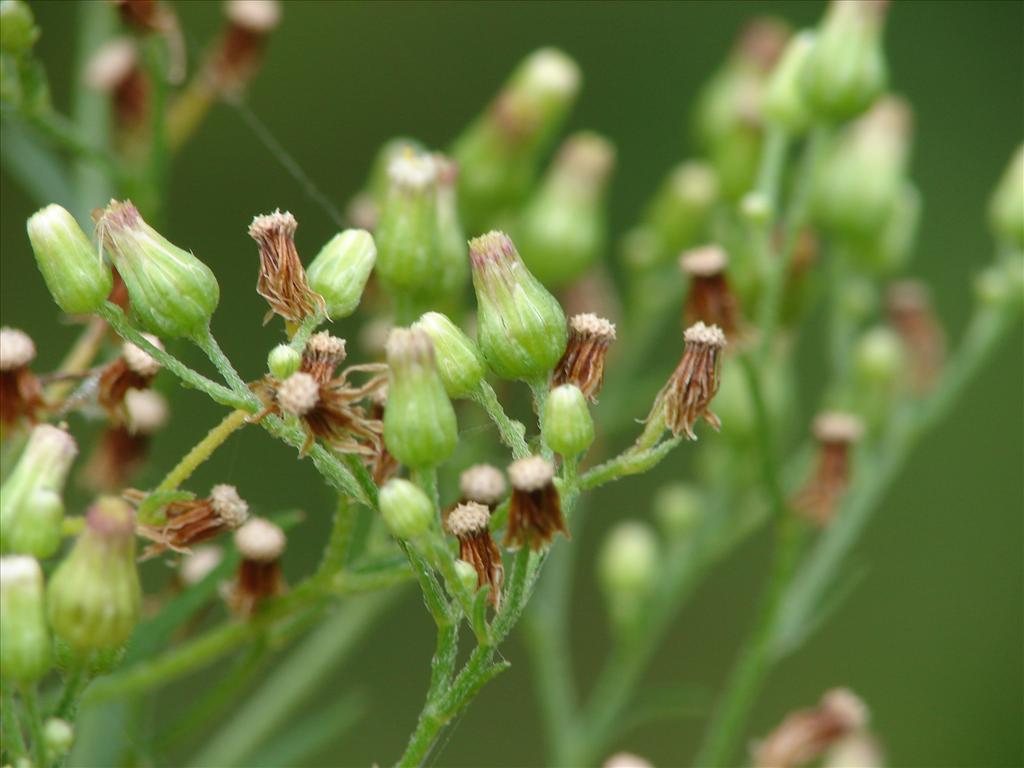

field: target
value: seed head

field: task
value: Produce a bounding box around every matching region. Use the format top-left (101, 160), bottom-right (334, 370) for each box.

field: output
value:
top-left (179, 545), bottom-right (223, 586)
top-left (506, 456), bottom-right (566, 550)
top-left (276, 372), bottom-right (320, 417)
top-left (122, 334), bottom-right (164, 376)
top-left (230, 517), bottom-right (286, 616)
top-left (446, 502), bottom-right (504, 609)
top-left (235, 517), bottom-right (285, 563)
top-left (248, 209), bottom-right (325, 324)
top-left (210, 484), bottom-right (249, 528)
top-left (795, 411), bottom-right (863, 525)
top-left (459, 464), bottom-right (507, 508)
top-left (647, 322), bottom-right (727, 441)
top-left (301, 331), bottom-right (347, 384)
top-left (124, 388), bottom-right (168, 434)
top-left (552, 313), bottom-right (616, 402)
top-left (0, 327), bottom-right (35, 371)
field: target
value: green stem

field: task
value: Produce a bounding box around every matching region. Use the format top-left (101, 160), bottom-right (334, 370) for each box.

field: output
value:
top-left (98, 304), bottom-right (252, 410)
top-left (288, 312), bottom-right (324, 350)
top-left (54, 664), bottom-right (90, 721)
top-left (472, 382), bottom-right (530, 459)
top-left (193, 326), bottom-right (252, 397)
top-left (578, 437), bottom-right (682, 491)
top-left (315, 495), bottom-right (358, 581)
top-left (1, 684), bottom-right (27, 761)
top-left (19, 684), bottom-right (47, 768)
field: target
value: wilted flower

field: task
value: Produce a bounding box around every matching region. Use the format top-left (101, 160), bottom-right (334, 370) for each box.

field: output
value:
top-left (134, 483), bottom-right (250, 559)
top-left (248, 210), bottom-right (325, 325)
top-left (459, 464), bottom-right (507, 510)
top-left (885, 280), bottom-right (945, 393)
top-left (646, 322), bottom-right (727, 440)
top-left (505, 455), bottom-right (567, 551)
top-left (679, 245), bottom-right (742, 337)
top-left (552, 313), bottom-right (616, 402)
top-left (0, 326), bottom-right (44, 427)
top-left (793, 412), bottom-right (864, 525)
top-left (753, 687), bottom-right (869, 768)
top-left (83, 388), bottom-right (168, 491)
top-left (228, 517), bottom-right (286, 617)
top-left (446, 501), bottom-right (503, 609)
top-left (97, 335), bottom-right (164, 422)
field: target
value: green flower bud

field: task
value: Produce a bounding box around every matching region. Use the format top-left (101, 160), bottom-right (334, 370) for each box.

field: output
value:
top-left (518, 132), bottom-right (616, 288)
top-left (96, 200), bottom-right (219, 339)
top-left (813, 97), bottom-right (912, 242)
top-left (989, 144), bottom-right (1024, 249)
top-left (974, 256), bottom-right (1024, 313)
top-left (763, 31), bottom-right (816, 134)
top-left (625, 162), bottom-right (719, 272)
top-left (26, 204), bottom-right (113, 315)
top-left (802, 0), bottom-right (888, 122)
top-left (375, 153), bottom-right (440, 300)
top-left (44, 718), bottom-right (74, 758)
top-left (383, 328), bottom-right (458, 468)
top-left (470, 231), bottom-right (567, 381)
top-left (412, 312), bottom-right (485, 399)
top-left (653, 483), bottom-right (703, 538)
top-left (0, 555), bottom-right (51, 682)
top-left (598, 521), bottom-right (658, 631)
top-left (854, 326), bottom-right (902, 385)
top-left (858, 182), bottom-right (921, 275)
top-left (454, 559), bottom-right (478, 594)
top-left (0, 0), bottom-right (39, 56)
top-left (542, 384), bottom-right (594, 457)
top-left (433, 155), bottom-right (470, 306)
top-left (267, 343), bottom-right (301, 380)
top-left (48, 497), bottom-right (141, 653)
top-left (452, 48), bottom-right (581, 231)
top-left (306, 229), bottom-right (377, 319)
top-left (378, 478), bottom-right (434, 541)
top-left (1, 424), bottom-right (77, 558)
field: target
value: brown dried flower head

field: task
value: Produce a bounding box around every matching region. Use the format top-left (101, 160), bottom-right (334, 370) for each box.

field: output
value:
top-left (85, 38), bottom-right (148, 134)
top-left (301, 331), bottom-right (347, 384)
top-left (459, 464), bottom-right (507, 509)
top-left (505, 456), bottom-right (567, 551)
top-left (84, 389), bottom-right (168, 491)
top-left (446, 501), bottom-right (504, 609)
top-left (135, 483), bottom-right (250, 559)
top-left (0, 327), bottom-right (44, 428)
top-left (648, 322), bottom-right (727, 440)
top-left (97, 335), bottom-right (164, 423)
top-left (229, 517), bottom-right (286, 616)
top-left (794, 411), bottom-right (864, 526)
top-left (364, 385), bottom-right (399, 485)
top-left (753, 687), bottom-right (868, 768)
top-left (208, 0), bottom-right (282, 94)
top-left (552, 313), bottom-right (616, 402)
top-left (680, 245), bottom-right (742, 337)
top-left (248, 210), bottom-right (325, 325)
top-left (885, 280), bottom-right (946, 393)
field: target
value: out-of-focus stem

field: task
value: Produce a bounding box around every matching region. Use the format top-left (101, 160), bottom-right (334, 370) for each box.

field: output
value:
top-left (472, 382), bottom-right (530, 459)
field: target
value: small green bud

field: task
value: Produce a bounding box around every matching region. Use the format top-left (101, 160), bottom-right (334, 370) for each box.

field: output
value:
top-left (988, 144), bottom-right (1024, 249)
top-left (375, 153), bottom-right (440, 300)
top-left (974, 256), bottom-right (1024, 312)
top-left (653, 484), bottom-right (703, 538)
top-left (26, 204), bottom-right (113, 315)
top-left (44, 718), bottom-right (74, 758)
top-left (858, 182), bottom-right (921, 275)
top-left (433, 155), bottom-right (470, 306)
top-left (801, 0), bottom-right (888, 122)
top-left (598, 521), bottom-right (658, 630)
top-left (267, 343), bottom-right (301, 380)
top-left (48, 497), bottom-right (141, 653)
top-left (0, 555), bottom-right (51, 682)
top-left (542, 384), bottom-right (594, 457)
top-left (452, 48), bottom-right (581, 230)
top-left (379, 478), bottom-right (434, 541)
top-left (854, 326), bottom-right (902, 386)
top-left (383, 328), bottom-right (458, 468)
top-left (306, 229), bottom-right (377, 319)
top-left (1, 424), bottom-right (77, 558)
top-left (96, 200), bottom-right (219, 339)
top-left (454, 559), bottom-right (478, 594)
top-left (518, 132), bottom-right (616, 288)
top-left (470, 231), bottom-right (567, 381)
top-left (413, 312), bottom-right (485, 399)
top-left (813, 97), bottom-right (913, 242)
top-left (740, 191), bottom-right (773, 226)
top-left (763, 31), bottom-right (816, 134)
top-left (0, 0), bottom-right (39, 56)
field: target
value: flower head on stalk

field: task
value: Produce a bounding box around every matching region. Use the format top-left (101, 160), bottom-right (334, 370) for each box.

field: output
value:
top-left (752, 688), bottom-right (869, 768)
top-left (84, 388), bottom-right (168, 491)
top-left (646, 322), bottom-right (727, 440)
top-left (679, 245), bottom-right (742, 338)
top-left (132, 483), bottom-right (249, 559)
top-left (260, 332), bottom-right (386, 457)
top-left (0, 326), bottom-right (44, 427)
top-left (885, 280), bottom-right (945, 393)
top-left (97, 335), bottom-right (164, 423)
top-left (206, 0), bottom-right (282, 96)
top-left (248, 210), bottom-right (326, 325)
top-left (505, 455), bottom-right (567, 551)
top-left (793, 412), bottom-right (864, 526)
top-left (446, 501), bottom-right (504, 609)
top-left (85, 38), bottom-right (148, 139)
top-left (227, 517), bottom-right (286, 617)
top-left (552, 313), bottom-right (616, 403)
top-left (459, 464), bottom-right (507, 510)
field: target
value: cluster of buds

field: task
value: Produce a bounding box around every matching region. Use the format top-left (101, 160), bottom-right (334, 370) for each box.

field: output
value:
top-left (267, 331), bottom-right (386, 457)
top-left (227, 517), bottom-right (286, 616)
top-left (793, 412), bottom-right (864, 526)
top-left (134, 484), bottom-right (249, 559)
top-left (752, 688), bottom-right (871, 768)
top-left (1, 424), bottom-right (77, 558)
top-left (646, 321), bottom-right (727, 441)
top-left (0, 326), bottom-right (44, 427)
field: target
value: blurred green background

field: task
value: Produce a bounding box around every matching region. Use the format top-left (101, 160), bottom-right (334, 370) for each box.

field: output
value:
top-left (2, 1), bottom-right (1022, 766)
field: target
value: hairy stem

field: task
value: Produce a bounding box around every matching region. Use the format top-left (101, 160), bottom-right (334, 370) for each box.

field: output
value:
top-left (20, 684), bottom-right (47, 768)
top-left (1, 684), bottom-right (27, 761)
top-left (472, 382), bottom-right (531, 459)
